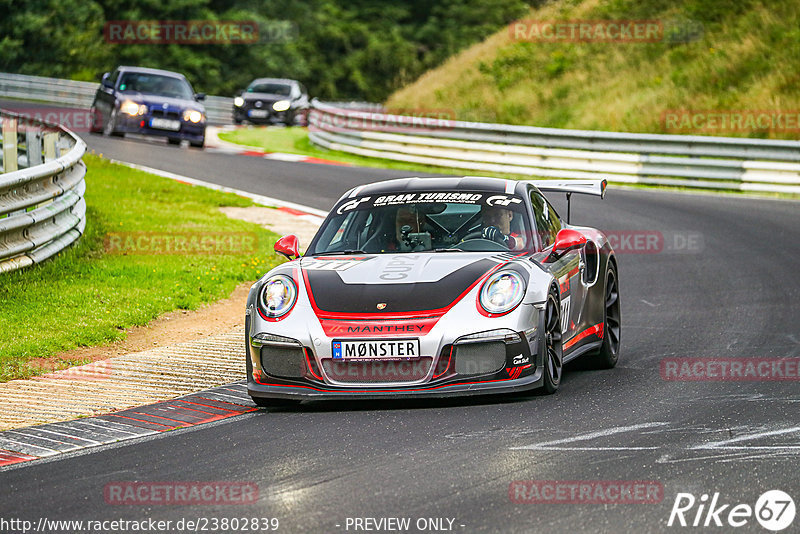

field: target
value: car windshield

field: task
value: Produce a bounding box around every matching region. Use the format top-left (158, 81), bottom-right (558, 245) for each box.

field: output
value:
top-left (308, 191), bottom-right (533, 254)
top-left (118, 73), bottom-right (194, 99)
top-left (247, 83), bottom-right (292, 96)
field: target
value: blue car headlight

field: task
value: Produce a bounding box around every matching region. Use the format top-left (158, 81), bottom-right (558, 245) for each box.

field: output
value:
top-left (479, 271), bottom-right (525, 315)
top-left (120, 100), bottom-right (146, 116)
top-left (183, 109), bottom-right (204, 123)
top-left (259, 275), bottom-right (297, 318)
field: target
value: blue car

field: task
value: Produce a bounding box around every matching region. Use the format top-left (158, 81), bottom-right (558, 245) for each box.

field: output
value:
top-left (90, 66), bottom-right (206, 147)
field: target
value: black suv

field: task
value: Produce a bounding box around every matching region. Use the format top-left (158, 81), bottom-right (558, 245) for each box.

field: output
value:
top-left (233, 78), bottom-right (309, 126)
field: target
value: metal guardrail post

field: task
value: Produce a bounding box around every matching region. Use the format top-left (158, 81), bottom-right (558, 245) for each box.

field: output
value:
top-left (26, 131), bottom-right (44, 167)
top-left (2, 117), bottom-right (18, 173)
top-left (44, 133), bottom-right (57, 162)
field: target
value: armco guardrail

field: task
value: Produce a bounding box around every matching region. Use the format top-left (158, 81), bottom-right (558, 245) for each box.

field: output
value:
top-left (308, 101), bottom-right (800, 194)
top-left (0, 72), bottom-right (232, 126)
top-left (0, 109), bottom-right (87, 273)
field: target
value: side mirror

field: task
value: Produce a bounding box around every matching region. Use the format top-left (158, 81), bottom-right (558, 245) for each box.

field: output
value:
top-left (101, 72), bottom-right (111, 86)
top-left (194, 93), bottom-right (206, 101)
top-left (545, 229), bottom-right (586, 262)
top-left (274, 235), bottom-right (300, 260)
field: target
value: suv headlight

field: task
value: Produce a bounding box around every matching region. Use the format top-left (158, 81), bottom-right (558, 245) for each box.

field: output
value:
top-left (120, 100), bottom-right (146, 116)
top-left (272, 100), bottom-right (291, 112)
top-left (183, 109), bottom-right (204, 123)
top-left (234, 96), bottom-right (244, 107)
top-left (259, 275), bottom-right (297, 318)
top-left (479, 271), bottom-right (525, 315)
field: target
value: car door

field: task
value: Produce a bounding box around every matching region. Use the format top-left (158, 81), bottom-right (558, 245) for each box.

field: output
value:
top-left (530, 190), bottom-right (585, 342)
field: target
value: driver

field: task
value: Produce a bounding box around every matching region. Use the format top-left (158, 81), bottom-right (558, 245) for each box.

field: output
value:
top-left (481, 206), bottom-right (526, 250)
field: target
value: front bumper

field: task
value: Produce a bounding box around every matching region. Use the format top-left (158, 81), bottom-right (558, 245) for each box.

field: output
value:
top-left (247, 370), bottom-right (545, 400)
top-left (246, 307), bottom-right (544, 401)
top-left (115, 114), bottom-right (205, 142)
top-left (233, 107), bottom-right (292, 124)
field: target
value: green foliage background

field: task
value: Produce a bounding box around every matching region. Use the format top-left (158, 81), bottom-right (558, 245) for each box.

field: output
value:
top-left (0, 0), bottom-right (537, 101)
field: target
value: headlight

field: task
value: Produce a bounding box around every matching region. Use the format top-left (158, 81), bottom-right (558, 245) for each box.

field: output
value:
top-left (183, 109), bottom-right (204, 123)
top-left (479, 271), bottom-right (525, 315)
top-left (234, 96), bottom-right (244, 107)
top-left (259, 275), bottom-right (297, 318)
top-left (120, 100), bottom-right (146, 116)
top-left (272, 100), bottom-right (291, 112)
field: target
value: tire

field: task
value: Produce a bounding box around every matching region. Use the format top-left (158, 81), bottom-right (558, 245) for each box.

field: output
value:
top-left (167, 138), bottom-right (181, 145)
top-left (594, 263), bottom-right (621, 368)
top-left (539, 285), bottom-right (563, 395)
top-left (233, 117), bottom-right (243, 125)
top-left (103, 108), bottom-right (122, 137)
top-left (189, 137), bottom-right (205, 148)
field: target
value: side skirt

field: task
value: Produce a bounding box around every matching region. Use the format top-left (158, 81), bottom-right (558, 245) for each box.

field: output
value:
top-left (563, 340), bottom-right (603, 364)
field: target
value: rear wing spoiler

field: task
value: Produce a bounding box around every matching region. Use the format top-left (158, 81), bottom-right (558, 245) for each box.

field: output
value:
top-left (526, 179), bottom-right (607, 199)
top-left (526, 179), bottom-right (607, 224)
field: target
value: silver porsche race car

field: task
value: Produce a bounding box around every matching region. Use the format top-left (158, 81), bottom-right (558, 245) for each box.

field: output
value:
top-left (245, 176), bottom-right (620, 405)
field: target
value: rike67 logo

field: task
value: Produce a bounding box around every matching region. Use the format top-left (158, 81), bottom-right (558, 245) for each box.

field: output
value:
top-left (668, 490), bottom-right (795, 530)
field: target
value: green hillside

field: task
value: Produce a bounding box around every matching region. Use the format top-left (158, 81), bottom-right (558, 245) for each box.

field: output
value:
top-left (386, 0), bottom-right (800, 139)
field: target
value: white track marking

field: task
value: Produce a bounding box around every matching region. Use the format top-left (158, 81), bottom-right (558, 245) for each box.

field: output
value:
top-left (510, 422), bottom-right (668, 450)
top-left (108, 159), bottom-right (328, 219)
top-left (692, 425), bottom-right (800, 450)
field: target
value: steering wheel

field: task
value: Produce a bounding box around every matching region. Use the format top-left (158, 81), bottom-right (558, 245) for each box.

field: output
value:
top-left (451, 238), bottom-right (508, 252)
top-left (460, 228), bottom-right (509, 247)
top-left (460, 229), bottom-right (485, 241)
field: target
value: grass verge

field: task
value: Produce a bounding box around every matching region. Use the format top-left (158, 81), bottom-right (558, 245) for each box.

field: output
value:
top-left (386, 0), bottom-right (800, 140)
top-left (218, 126), bottom-right (496, 177)
top-left (0, 154), bottom-right (283, 382)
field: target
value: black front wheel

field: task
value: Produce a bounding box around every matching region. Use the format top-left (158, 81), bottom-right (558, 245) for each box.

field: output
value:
top-left (103, 109), bottom-right (123, 137)
top-left (594, 264), bottom-right (621, 368)
top-left (539, 285), bottom-right (563, 394)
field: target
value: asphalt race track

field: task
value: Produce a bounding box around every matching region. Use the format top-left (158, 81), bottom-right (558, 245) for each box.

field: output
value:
top-left (1, 108), bottom-right (799, 532)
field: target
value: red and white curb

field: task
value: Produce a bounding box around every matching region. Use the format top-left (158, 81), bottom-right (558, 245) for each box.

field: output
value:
top-left (0, 382), bottom-right (256, 469)
top-left (0, 164), bottom-right (327, 470)
top-left (205, 126), bottom-right (350, 167)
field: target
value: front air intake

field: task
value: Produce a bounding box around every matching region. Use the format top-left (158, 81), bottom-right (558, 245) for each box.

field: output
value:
top-left (260, 345), bottom-right (306, 378)
top-left (453, 341), bottom-right (506, 376)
